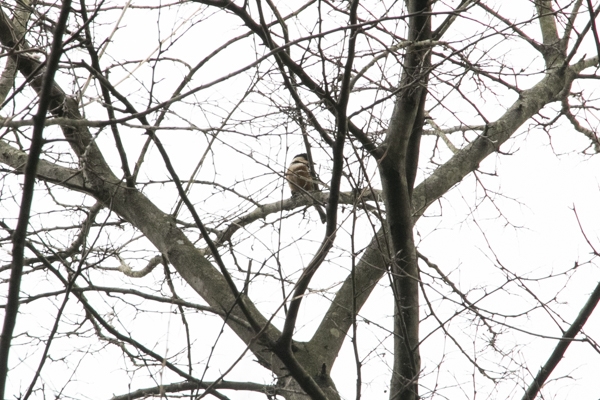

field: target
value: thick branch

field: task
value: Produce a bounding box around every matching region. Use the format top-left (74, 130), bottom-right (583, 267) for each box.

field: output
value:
top-left (0, 140), bottom-right (86, 191)
top-left (0, 3), bottom-right (282, 374)
top-left (311, 49), bottom-right (580, 371)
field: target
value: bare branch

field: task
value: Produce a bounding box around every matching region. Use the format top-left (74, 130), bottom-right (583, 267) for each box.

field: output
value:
top-left (522, 280), bottom-right (600, 400)
top-left (0, 2), bottom-right (73, 396)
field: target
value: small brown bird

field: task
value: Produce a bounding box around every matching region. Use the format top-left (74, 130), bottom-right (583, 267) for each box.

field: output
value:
top-left (285, 153), bottom-right (327, 223)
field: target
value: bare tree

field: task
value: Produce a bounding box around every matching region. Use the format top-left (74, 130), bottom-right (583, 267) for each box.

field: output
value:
top-left (1, 0), bottom-right (600, 399)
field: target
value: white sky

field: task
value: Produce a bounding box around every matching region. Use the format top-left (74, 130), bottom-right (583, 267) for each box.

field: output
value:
top-left (2, 1), bottom-right (600, 399)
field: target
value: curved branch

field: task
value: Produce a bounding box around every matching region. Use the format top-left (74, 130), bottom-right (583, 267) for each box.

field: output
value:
top-left (110, 380), bottom-right (278, 400)
top-left (561, 96), bottom-right (600, 152)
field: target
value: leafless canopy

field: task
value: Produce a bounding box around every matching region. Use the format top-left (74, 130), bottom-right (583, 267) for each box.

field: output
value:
top-left (1, 0), bottom-right (600, 399)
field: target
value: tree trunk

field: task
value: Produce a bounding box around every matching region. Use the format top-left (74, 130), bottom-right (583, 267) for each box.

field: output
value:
top-left (378, 1), bottom-right (431, 399)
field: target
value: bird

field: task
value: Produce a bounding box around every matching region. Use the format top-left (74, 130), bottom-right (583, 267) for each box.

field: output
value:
top-left (285, 153), bottom-right (327, 223)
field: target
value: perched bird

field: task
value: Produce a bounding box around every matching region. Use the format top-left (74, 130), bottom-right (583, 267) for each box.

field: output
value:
top-left (286, 153), bottom-right (317, 193)
top-left (285, 153), bottom-right (327, 223)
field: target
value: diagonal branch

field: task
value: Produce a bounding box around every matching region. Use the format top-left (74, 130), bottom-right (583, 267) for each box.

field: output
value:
top-left (192, 0), bottom-right (380, 157)
top-left (521, 279), bottom-right (600, 400)
top-left (0, 2), bottom-right (72, 397)
top-left (0, 3), bottom-right (282, 374)
top-left (310, 49), bottom-right (583, 370)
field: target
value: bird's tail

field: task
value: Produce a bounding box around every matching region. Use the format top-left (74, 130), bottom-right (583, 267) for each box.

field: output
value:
top-left (314, 203), bottom-right (327, 224)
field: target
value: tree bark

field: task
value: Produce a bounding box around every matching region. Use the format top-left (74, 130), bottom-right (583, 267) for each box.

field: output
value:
top-left (376, 1), bottom-right (431, 398)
